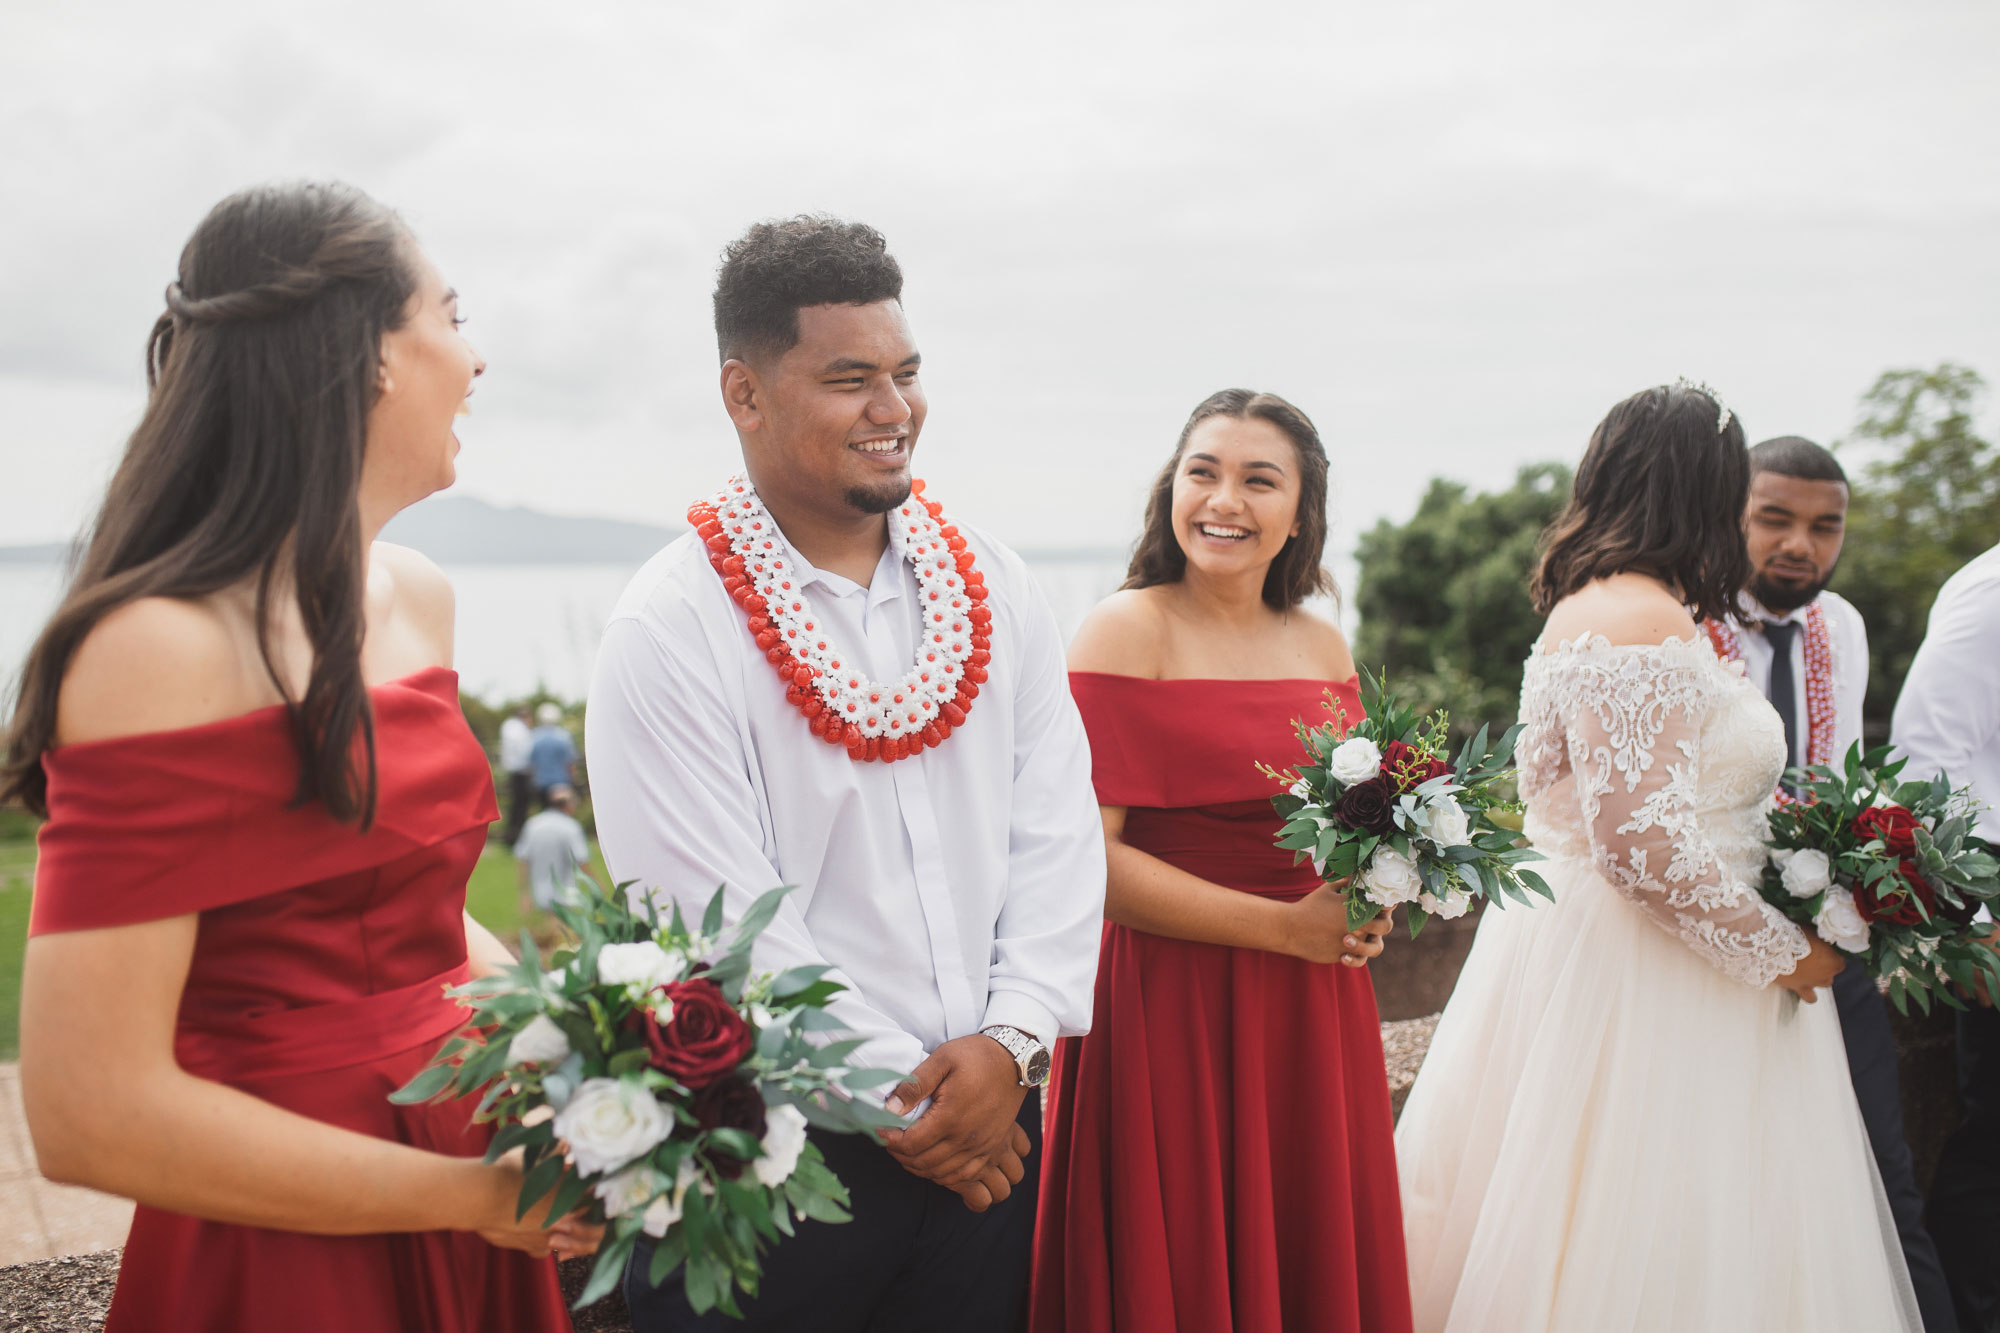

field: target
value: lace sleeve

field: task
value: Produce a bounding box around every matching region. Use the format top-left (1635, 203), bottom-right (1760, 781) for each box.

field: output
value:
top-left (1559, 644), bottom-right (1811, 988)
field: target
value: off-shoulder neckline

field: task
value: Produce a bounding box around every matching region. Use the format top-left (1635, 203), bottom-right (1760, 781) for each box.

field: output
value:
top-left (1533, 631), bottom-right (1706, 657)
top-left (1068, 670), bottom-right (1361, 688)
top-left (47, 665), bottom-right (459, 757)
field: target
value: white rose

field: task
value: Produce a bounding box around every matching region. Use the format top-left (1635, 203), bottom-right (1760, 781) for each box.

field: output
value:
top-left (754, 1104), bottom-right (811, 1189)
top-left (1327, 737), bottom-right (1384, 786)
top-left (1288, 779), bottom-right (1313, 800)
top-left (1418, 889), bottom-right (1472, 920)
top-left (1424, 797), bottom-right (1472, 848)
top-left (596, 941), bottom-right (683, 993)
top-left (507, 1014), bottom-right (572, 1066)
top-left (1779, 848), bottom-right (1833, 900)
top-left (1768, 847), bottom-right (1797, 871)
top-left (592, 1164), bottom-right (659, 1219)
top-left (552, 1078), bottom-right (672, 1177)
top-left (1362, 846), bottom-right (1424, 907)
top-left (1814, 887), bottom-right (1873, 954)
top-left (641, 1158), bottom-right (705, 1238)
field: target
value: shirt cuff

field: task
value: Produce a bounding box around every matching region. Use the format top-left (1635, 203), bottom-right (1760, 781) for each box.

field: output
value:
top-left (979, 990), bottom-right (1060, 1053)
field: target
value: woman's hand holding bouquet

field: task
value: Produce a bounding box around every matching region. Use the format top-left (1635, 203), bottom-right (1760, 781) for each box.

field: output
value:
top-left (1266, 670), bottom-right (1550, 939)
top-left (393, 880), bottom-right (903, 1317)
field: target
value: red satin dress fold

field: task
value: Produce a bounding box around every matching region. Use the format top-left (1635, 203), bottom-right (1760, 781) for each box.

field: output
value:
top-left (30, 666), bottom-right (571, 1333)
top-left (1032, 673), bottom-right (1413, 1333)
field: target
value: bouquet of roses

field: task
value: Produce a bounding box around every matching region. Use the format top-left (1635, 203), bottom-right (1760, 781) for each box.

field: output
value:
top-left (392, 879), bottom-right (903, 1316)
top-left (1264, 669), bottom-right (1550, 938)
top-left (1761, 743), bottom-right (2000, 1013)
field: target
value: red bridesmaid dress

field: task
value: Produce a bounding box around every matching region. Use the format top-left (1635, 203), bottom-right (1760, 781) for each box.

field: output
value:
top-left (1033, 673), bottom-right (1412, 1333)
top-left (30, 666), bottom-right (572, 1333)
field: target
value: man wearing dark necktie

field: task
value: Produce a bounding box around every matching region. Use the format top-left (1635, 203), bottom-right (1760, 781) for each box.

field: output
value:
top-left (1720, 436), bottom-right (1959, 1332)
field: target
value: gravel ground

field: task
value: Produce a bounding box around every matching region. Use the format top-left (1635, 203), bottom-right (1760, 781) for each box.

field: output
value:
top-left (0, 1018), bottom-right (1443, 1329)
top-left (0, 1251), bottom-right (118, 1332)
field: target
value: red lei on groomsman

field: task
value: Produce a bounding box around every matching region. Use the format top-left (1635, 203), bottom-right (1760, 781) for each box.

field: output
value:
top-left (686, 476), bottom-right (992, 764)
top-left (1702, 601), bottom-right (1835, 787)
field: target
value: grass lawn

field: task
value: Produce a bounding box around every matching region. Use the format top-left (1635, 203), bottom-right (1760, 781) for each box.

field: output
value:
top-left (0, 835), bottom-right (607, 1062)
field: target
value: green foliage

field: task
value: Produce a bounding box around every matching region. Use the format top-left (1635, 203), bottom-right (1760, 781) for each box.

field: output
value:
top-left (1353, 463), bottom-right (1572, 738)
top-left (1763, 743), bottom-right (2000, 1013)
top-left (393, 878), bottom-right (901, 1316)
top-left (1267, 669), bottom-right (1547, 939)
top-left (1832, 364), bottom-right (2000, 732)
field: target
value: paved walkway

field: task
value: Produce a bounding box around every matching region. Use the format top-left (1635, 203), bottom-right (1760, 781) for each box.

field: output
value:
top-left (0, 1064), bottom-right (132, 1266)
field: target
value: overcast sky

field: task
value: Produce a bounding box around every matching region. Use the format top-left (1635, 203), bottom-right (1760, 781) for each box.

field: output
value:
top-left (3, 0), bottom-right (1995, 569)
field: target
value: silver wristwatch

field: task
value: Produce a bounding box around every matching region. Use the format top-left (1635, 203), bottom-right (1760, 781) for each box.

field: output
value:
top-left (980, 1024), bottom-right (1052, 1088)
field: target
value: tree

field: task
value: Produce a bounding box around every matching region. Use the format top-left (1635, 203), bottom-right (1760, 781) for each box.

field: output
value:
top-left (1353, 462), bottom-right (1572, 737)
top-left (1831, 364), bottom-right (2000, 734)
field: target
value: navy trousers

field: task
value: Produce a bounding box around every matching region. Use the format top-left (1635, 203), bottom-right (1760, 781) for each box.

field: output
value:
top-left (1834, 960), bottom-right (1960, 1332)
top-left (624, 1097), bottom-right (1040, 1333)
top-left (1928, 1005), bottom-right (2000, 1333)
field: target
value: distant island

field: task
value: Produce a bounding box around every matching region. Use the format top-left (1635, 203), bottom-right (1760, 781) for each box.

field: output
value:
top-left (0, 497), bottom-right (685, 567)
top-left (0, 496), bottom-right (1126, 568)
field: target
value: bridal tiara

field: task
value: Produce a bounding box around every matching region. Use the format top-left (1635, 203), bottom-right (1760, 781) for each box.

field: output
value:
top-left (1672, 377), bottom-right (1734, 434)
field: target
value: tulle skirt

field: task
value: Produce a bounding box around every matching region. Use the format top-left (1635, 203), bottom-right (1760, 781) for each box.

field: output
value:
top-left (1394, 854), bottom-right (1921, 1333)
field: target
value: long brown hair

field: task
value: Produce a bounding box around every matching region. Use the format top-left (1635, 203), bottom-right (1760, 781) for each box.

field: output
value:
top-left (1530, 382), bottom-right (1750, 623)
top-left (1123, 388), bottom-right (1335, 610)
top-left (1, 182), bottom-right (417, 824)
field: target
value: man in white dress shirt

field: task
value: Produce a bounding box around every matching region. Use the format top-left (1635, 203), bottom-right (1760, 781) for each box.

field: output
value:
top-left (1894, 542), bottom-right (2000, 1333)
top-left (1719, 436), bottom-right (1958, 1332)
top-left (587, 216), bottom-right (1106, 1331)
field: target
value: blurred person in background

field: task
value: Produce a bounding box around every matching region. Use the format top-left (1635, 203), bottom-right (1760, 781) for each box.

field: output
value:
top-left (1892, 541), bottom-right (2000, 1333)
top-left (498, 703), bottom-right (534, 843)
top-left (527, 700), bottom-right (577, 805)
top-left (514, 782), bottom-right (597, 918)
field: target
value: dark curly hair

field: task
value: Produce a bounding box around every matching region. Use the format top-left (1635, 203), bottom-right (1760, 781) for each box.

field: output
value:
top-left (1530, 382), bottom-right (1750, 623)
top-left (1123, 388), bottom-right (1336, 611)
top-left (712, 215), bottom-right (904, 364)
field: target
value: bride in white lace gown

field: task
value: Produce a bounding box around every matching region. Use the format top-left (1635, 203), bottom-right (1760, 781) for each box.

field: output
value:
top-left (1395, 384), bottom-right (1920, 1333)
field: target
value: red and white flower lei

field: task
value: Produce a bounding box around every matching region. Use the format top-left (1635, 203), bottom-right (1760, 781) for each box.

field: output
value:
top-left (1703, 601), bottom-right (1835, 796)
top-left (686, 476), bottom-right (993, 764)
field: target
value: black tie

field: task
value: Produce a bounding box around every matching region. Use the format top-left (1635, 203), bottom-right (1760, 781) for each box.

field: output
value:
top-left (1762, 619), bottom-right (1801, 781)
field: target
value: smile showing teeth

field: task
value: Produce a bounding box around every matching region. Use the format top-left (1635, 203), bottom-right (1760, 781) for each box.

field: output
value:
top-left (1198, 523), bottom-right (1251, 540)
top-left (852, 438), bottom-right (904, 454)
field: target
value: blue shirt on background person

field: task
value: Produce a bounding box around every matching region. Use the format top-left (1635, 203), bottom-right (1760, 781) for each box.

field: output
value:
top-left (527, 703), bottom-right (578, 794)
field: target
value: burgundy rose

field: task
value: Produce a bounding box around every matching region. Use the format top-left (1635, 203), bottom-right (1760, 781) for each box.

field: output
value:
top-left (1380, 740), bottom-right (1453, 795)
top-left (1334, 776), bottom-right (1398, 837)
top-left (1851, 805), bottom-right (1922, 858)
top-left (1855, 862), bottom-right (1935, 927)
top-left (690, 1074), bottom-right (769, 1179)
top-left (642, 978), bottom-right (753, 1088)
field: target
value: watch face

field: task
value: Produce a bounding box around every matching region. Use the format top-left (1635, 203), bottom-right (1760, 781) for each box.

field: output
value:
top-left (1025, 1047), bottom-right (1052, 1087)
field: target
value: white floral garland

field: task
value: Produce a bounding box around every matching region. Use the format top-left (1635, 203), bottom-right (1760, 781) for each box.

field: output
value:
top-left (704, 476), bottom-right (983, 746)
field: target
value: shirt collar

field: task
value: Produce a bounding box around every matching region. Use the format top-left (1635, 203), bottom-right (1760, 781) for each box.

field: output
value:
top-left (1737, 593), bottom-right (1813, 628)
top-left (782, 536), bottom-right (906, 609)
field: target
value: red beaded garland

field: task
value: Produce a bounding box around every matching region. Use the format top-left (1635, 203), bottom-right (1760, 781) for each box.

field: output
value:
top-left (1702, 602), bottom-right (1836, 801)
top-left (688, 478), bottom-right (990, 765)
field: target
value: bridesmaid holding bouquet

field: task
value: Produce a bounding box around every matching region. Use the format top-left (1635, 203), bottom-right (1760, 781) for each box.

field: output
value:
top-left (1032, 390), bottom-right (1412, 1332)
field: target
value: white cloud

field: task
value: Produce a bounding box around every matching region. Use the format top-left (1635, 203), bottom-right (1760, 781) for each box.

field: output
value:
top-left (1, 0), bottom-right (1995, 558)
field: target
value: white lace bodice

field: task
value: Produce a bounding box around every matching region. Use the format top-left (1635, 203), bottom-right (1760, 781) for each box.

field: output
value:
top-left (1517, 633), bottom-right (1812, 988)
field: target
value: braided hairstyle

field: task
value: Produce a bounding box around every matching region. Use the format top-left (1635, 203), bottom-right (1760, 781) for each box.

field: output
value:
top-left (1, 181), bottom-right (417, 824)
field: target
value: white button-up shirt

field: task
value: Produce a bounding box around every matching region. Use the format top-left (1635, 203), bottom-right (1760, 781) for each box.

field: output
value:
top-left (1892, 545), bottom-right (2000, 841)
top-left (586, 516), bottom-right (1106, 1078)
top-left (1726, 589), bottom-right (1869, 767)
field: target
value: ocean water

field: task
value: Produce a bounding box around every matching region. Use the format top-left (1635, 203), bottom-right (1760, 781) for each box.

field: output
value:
top-left (0, 554), bottom-right (1132, 704)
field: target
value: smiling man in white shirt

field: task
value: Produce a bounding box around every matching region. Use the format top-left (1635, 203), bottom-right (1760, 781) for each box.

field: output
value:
top-left (1705, 435), bottom-right (1959, 1332)
top-left (1893, 542), bottom-right (2000, 1333)
top-left (586, 216), bottom-right (1105, 1332)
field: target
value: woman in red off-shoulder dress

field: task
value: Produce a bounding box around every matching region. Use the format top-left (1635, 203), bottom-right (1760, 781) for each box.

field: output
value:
top-left (1032, 391), bottom-right (1411, 1333)
top-left (4, 183), bottom-right (585, 1332)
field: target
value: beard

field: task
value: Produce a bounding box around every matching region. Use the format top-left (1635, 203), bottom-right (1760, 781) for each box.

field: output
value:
top-left (844, 477), bottom-right (913, 515)
top-left (1749, 556), bottom-right (1839, 615)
